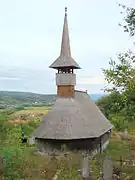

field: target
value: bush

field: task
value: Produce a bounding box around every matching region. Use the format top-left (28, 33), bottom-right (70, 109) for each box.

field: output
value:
top-left (109, 114), bottom-right (128, 131)
top-left (15, 106), bottom-right (25, 111)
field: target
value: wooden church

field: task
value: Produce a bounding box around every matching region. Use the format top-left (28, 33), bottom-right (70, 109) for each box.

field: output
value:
top-left (33, 7), bottom-right (113, 154)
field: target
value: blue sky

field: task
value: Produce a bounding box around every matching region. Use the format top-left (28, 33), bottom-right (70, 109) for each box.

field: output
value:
top-left (0, 0), bottom-right (134, 94)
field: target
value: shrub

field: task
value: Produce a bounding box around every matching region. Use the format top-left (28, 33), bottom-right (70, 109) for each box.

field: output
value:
top-left (109, 114), bottom-right (128, 131)
top-left (15, 106), bottom-right (25, 111)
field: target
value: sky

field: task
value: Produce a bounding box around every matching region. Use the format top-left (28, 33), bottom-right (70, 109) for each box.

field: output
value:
top-left (0, 0), bottom-right (134, 94)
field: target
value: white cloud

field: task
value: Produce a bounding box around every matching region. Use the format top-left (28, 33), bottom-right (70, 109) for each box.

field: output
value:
top-left (0, 77), bottom-right (20, 81)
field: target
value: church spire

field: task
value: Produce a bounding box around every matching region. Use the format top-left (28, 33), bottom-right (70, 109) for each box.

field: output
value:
top-left (49, 7), bottom-right (81, 69)
top-left (60, 7), bottom-right (71, 57)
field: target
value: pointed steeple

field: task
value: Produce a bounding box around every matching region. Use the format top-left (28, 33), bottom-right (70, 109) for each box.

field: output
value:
top-left (49, 7), bottom-right (81, 69)
top-left (60, 7), bottom-right (71, 57)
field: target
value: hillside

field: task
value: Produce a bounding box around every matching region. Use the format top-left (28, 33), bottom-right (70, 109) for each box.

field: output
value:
top-left (0, 91), bottom-right (104, 108)
top-left (0, 91), bottom-right (56, 108)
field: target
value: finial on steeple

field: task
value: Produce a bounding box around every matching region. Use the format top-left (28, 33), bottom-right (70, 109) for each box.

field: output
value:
top-left (49, 6), bottom-right (81, 69)
top-left (65, 7), bottom-right (67, 14)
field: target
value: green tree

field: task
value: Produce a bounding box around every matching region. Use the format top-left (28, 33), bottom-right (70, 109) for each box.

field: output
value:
top-left (96, 92), bottom-right (129, 131)
top-left (119, 4), bottom-right (135, 36)
top-left (96, 92), bottom-right (124, 118)
top-left (103, 51), bottom-right (135, 94)
top-left (102, 50), bottom-right (135, 120)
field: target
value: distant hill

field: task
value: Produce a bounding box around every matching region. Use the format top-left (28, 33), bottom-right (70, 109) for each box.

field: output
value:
top-left (89, 94), bottom-right (104, 101)
top-left (0, 91), bottom-right (105, 108)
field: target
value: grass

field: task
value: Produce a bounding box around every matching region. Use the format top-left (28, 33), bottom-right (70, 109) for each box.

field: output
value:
top-left (1, 138), bottom-right (135, 179)
top-left (12, 106), bottom-right (49, 117)
top-left (1, 106), bottom-right (135, 179)
top-left (95, 137), bottom-right (135, 179)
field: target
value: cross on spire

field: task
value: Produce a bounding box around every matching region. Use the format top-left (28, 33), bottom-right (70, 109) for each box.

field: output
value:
top-left (49, 7), bottom-right (81, 69)
top-left (65, 7), bottom-right (67, 14)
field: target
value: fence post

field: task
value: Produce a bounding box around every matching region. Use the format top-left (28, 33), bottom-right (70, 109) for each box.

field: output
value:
top-left (81, 156), bottom-right (93, 180)
top-left (120, 156), bottom-right (123, 167)
top-left (103, 155), bottom-right (113, 180)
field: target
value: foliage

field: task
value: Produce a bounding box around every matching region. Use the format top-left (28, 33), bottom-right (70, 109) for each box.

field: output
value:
top-left (103, 50), bottom-right (135, 94)
top-left (0, 106), bottom-right (135, 179)
top-left (109, 114), bottom-right (128, 131)
top-left (0, 114), bottom-right (11, 143)
top-left (119, 4), bottom-right (135, 36)
top-left (15, 106), bottom-right (25, 111)
top-left (96, 93), bottom-right (129, 131)
top-left (96, 92), bottom-right (124, 119)
top-left (0, 108), bottom-right (40, 179)
top-left (98, 3), bottom-right (135, 130)
top-left (100, 50), bottom-right (135, 125)
top-left (0, 108), bottom-right (82, 179)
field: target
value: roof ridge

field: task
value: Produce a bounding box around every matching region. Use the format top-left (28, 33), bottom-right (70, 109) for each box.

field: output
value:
top-left (75, 89), bottom-right (88, 94)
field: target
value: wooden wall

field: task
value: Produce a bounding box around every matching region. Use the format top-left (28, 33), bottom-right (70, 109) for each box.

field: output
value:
top-left (36, 130), bottom-right (111, 154)
top-left (57, 85), bottom-right (74, 97)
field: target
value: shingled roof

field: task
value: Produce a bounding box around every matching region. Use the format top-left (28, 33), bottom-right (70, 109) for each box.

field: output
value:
top-left (33, 90), bottom-right (113, 139)
top-left (49, 7), bottom-right (81, 69)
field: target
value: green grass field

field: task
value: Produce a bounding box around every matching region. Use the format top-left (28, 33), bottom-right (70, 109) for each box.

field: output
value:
top-left (12, 106), bottom-right (49, 118)
top-left (1, 106), bottom-right (135, 179)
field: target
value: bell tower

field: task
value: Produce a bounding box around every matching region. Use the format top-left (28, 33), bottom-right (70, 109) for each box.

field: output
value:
top-left (49, 7), bottom-right (81, 98)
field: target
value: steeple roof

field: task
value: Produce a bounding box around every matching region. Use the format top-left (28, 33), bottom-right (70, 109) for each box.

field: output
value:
top-left (49, 7), bottom-right (81, 69)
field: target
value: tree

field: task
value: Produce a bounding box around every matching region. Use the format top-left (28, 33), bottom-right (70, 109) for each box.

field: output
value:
top-left (102, 50), bottom-right (135, 119)
top-left (96, 92), bottom-right (124, 118)
top-left (103, 51), bottom-right (135, 93)
top-left (119, 4), bottom-right (135, 36)
top-left (101, 3), bottom-right (135, 125)
top-left (96, 92), bottom-right (129, 130)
